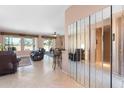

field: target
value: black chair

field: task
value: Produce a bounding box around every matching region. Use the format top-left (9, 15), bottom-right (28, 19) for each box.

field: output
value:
top-left (30, 48), bottom-right (45, 61)
top-left (69, 49), bottom-right (85, 61)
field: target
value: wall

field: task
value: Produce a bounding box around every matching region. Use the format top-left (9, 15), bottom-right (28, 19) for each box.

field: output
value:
top-left (56, 35), bottom-right (65, 49)
top-left (37, 35), bottom-right (44, 48)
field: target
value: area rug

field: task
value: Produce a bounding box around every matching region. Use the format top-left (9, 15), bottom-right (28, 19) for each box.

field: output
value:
top-left (19, 56), bottom-right (32, 67)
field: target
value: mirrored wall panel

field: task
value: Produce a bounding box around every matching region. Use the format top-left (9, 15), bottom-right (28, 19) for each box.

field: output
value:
top-left (84, 16), bottom-right (90, 87)
top-left (90, 13), bottom-right (96, 88)
top-left (102, 6), bottom-right (111, 88)
top-left (70, 24), bottom-right (74, 78)
top-left (95, 10), bottom-right (103, 88)
top-left (80, 19), bottom-right (85, 86)
top-left (73, 22), bottom-right (77, 80)
top-left (77, 20), bottom-right (82, 83)
top-left (68, 25), bottom-right (71, 77)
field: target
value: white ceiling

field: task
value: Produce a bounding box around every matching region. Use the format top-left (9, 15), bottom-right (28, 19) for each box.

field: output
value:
top-left (0, 5), bottom-right (69, 35)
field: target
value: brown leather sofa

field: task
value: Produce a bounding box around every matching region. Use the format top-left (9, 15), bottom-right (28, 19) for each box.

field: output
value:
top-left (0, 51), bottom-right (19, 76)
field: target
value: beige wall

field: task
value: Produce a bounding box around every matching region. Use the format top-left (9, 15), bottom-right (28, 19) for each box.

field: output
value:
top-left (56, 35), bottom-right (65, 49)
top-left (37, 35), bottom-right (44, 48)
top-left (65, 5), bottom-right (108, 26)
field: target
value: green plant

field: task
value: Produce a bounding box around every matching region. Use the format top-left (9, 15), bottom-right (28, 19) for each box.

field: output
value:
top-left (0, 43), bottom-right (5, 51)
top-left (12, 47), bottom-right (16, 51)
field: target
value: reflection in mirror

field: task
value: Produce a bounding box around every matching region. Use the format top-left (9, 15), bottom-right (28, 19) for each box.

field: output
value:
top-left (70, 24), bottom-right (73, 78)
top-left (80, 19), bottom-right (85, 86)
top-left (77, 20), bottom-right (82, 83)
top-left (73, 22), bottom-right (77, 80)
top-left (90, 13), bottom-right (96, 87)
top-left (102, 6), bottom-right (111, 88)
top-left (84, 16), bottom-right (90, 87)
top-left (68, 25), bottom-right (72, 78)
top-left (95, 10), bottom-right (103, 88)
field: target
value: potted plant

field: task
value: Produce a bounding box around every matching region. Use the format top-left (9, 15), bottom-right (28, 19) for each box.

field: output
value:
top-left (0, 43), bottom-right (5, 51)
top-left (12, 47), bottom-right (16, 52)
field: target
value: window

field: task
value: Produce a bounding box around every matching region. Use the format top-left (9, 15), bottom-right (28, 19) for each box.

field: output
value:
top-left (43, 39), bottom-right (55, 51)
top-left (4, 36), bottom-right (21, 51)
top-left (24, 38), bottom-right (34, 50)
top-left (4, 36), bottom-right (36, 51)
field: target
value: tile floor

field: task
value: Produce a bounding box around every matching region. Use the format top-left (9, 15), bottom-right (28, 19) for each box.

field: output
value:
top-left (0, 55), bottom-right (82, 88)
